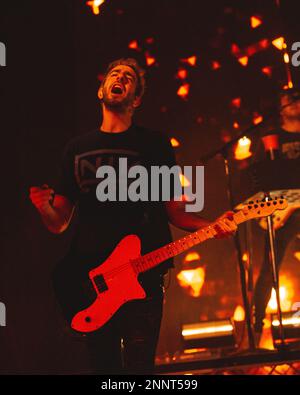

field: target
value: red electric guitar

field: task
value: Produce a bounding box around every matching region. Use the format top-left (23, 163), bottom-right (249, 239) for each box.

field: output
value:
top-left (54, 197), bottom-right (288, 334)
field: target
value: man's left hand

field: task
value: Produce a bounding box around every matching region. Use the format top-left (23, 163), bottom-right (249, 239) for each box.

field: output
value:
top-left (213, 211), bottom-right (237, 239)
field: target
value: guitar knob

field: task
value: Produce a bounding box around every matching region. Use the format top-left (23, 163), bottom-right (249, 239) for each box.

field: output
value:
top-left (85, 316), bottom-right (91, 323)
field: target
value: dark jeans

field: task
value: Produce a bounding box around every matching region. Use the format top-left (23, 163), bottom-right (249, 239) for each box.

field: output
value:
top-left (85, 278), bottom-right (164, 375)
top-left (253, 210), bottom-right (300, 332)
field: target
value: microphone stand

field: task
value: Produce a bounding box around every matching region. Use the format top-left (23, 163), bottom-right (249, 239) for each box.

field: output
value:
top-left (199, 94), bottom-right (299, 352)
top-left (221, 147), bottom-right (256, 351)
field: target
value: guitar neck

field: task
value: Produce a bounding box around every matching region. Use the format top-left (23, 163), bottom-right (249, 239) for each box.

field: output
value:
top-left (132, 209), bottom-right (248, 275)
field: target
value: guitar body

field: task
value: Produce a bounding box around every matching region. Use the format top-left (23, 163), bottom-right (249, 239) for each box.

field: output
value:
top-left (71, 234), bottom-right (146, 333)
top-left (52, 235), bottom-right (146, 335)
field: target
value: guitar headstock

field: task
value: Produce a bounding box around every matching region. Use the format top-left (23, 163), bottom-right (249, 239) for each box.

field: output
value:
top-left (241, 196), bottom-right (288, 219)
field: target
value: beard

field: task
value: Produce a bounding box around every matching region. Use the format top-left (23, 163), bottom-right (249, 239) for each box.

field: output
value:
top-left (102, 86), bottom-right (135, 113)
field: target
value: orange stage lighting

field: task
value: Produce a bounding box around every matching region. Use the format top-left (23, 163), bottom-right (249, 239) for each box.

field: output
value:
top-left (253, 113), bottom-right (263, 125)
top-left (86, 0), bottom-right (105, 15)
top-left (250, 15), bottom-right (262, 29)
top-left (267, 275), bottom-right (294, 313)
top-left (233, 122), bottom-right (239, 129)
top-left (177, 83), bottom-right (190, 100)
top-left (128, 40), bottom-right (140, 51)
top-left (233, 305), bottom-right (245, 322)
top-left (246, 39), bottom-right (269, 56)
top-left (284, 52), bottom-right (290, 64)
top-left (238, 56), bottom-right (249, 66)
top-left (176, 68), bottom-right (188, 80)
top-left (184, 252), bottom-right (201, 263)
top-left (145, 52), bottom-right (156, 66)
top-left (234, 136), bottom-right (252, 160)
top-left (170, 137), bottom-right (180, 147)
top-left (231, 97), bottom-right (241, 109)
top-left (177, 267), bottom-right (205, 297)
top-left (272, 37), bottom-right (285, 51)
top-left (182, 56), bottom-right (197, 66)
top-left (294, 251), bottom-right (300, 262)
top-left (262, 66), bottom-right (272, 77)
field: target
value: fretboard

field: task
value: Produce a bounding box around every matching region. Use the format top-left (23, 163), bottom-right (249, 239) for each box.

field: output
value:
top-left (131, 209), bottom-right (248, 274)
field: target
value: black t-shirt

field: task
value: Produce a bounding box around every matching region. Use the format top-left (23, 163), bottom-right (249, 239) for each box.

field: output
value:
top-left (56, 124), bottom-right (178, 283)
top-left (276, 128), bottom-right (300, 159)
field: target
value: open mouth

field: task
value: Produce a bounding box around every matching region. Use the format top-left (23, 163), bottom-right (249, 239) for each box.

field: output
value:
top-left (111, 85), bottom-right (124, 94)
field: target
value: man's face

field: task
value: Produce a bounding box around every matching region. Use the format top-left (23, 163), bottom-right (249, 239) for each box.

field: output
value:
top-left (99, 65), bottom-right (140, 111)
top-left (281, 94), bottom-right (300, 121)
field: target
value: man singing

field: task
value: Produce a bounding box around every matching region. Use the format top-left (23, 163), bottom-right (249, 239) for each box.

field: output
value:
top-left (30, 58), bottom-right (236, 374)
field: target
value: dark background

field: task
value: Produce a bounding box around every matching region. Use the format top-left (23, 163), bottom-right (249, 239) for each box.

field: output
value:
top-left (0, 0), bottom-right (299, 373)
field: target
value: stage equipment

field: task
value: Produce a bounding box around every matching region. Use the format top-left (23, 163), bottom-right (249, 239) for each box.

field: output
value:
top-left (271, 312), bottom-right (300, 349)
top-left (181, 319), bottom-right (237, 350)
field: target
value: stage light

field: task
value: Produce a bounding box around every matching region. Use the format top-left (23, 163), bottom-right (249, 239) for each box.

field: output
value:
top-left (184, 252), bottom-right (201, 263)
top-left (253, 113), bottom-right (263, 125)
top-left (176, 68), bottom-right (188, 80)
top-left (284, 52), bottom-right (290, 64)
top-left (245, 39), bottom-right (270, 56)
top-left (128, 40), bottom-right (140, 51)
top-left (181, 319), bottom-right (236, 349)
top-left (86, 0), bottom-right (105, 15)
top-left (271, 312), bottom-right (300, 347)
top-left (181, 56), bottom-right (197, 66)
top-left (231, 43), bottom-right (240, 56)
top-left (250, 15), bottom-right (262, 29)
top-left (231, 97), bottom-right (241, 109)
top-left (177, 267), bottom-right (205, 297)
top-left (238, 56), bottom-right (249, 66)
top-left (233, 122), bottom-right (239, 129)
top-left (272, 37), bottom-right (285, 51)
top-left (177, 83), bottom-right (190, 100)
top-left (234, 136), bottom-right (252, 160)
top-left (233, 305), bottom-right (245, 322)
top-left (266, 274), bottom-right (295, 314)
top-left (170, 137), bottom-right (180, 147)
top-left (211, 61), bottom-right (221, 70)
top-left (262, 66), bottom-right (272, 78)
top-left (145, 52), bottom-right (156, 66)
